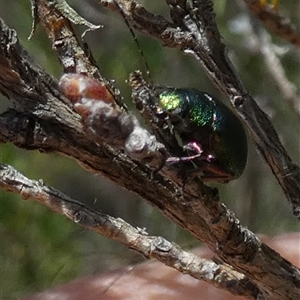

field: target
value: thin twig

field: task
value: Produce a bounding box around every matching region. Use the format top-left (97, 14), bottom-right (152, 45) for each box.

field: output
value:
top-left (0, 163), bottom-right (261, 299)
top-left (243, 0), bottom-right (300, 48)
top-left (253, 26), bottom-right (300, 120)
top-left (236, 1), bottom-right (300, 120)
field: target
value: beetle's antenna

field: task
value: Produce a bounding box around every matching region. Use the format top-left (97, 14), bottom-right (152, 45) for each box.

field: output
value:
top-left (113, 0), bottom-right (153, 86)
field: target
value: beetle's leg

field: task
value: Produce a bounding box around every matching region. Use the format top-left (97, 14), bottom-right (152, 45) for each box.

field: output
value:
top-left (201, 168), bottom-right (234, 183)
top-left (183, 142), bottom-right (215, 162)
top-left (165, 139), bottom-right (234, 183)
top-left (166, 153), bottom-right (202, 165)
top-left (166, 141), bottom-right (214, 165)
top-left (183, 141), bottom-right (203, 154)
top-left (183, 143), bottom-right (234, 183)
top-left (188, 163), bottom-right (234, 183)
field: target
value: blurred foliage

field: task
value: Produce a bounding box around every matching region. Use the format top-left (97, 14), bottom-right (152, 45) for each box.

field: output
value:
top-left (0, 0), bottom-right (299, 298)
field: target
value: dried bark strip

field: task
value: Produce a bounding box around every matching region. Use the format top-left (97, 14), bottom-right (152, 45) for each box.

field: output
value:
top-left (0, 163), bottom-right (261, 299)
top-left (244, 0), bottom-right (300, 48)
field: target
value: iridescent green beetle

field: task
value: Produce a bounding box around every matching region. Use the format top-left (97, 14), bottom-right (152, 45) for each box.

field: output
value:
top-left (153, 88), bottom-right (248, 182)
top-left (112, 1), bottom-right (247, 182)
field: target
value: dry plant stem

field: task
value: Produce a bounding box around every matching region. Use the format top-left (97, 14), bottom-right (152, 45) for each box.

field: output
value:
top-left (254, 27), bottom-right (300, 120)
top-left (0, 3), bottom-right (300, 300)
top-left (243, 0), bottom-right (300, 48)
top-left (31, 0), bottom-right (125, 109)
top-left (0, 163), bottom-right (260, 299)
top-left (32, 1), bottom-right (100, 76)
top-left (238, 1), bottom-right (300, 120)
top-left (100, 0), bottom-right (300, 218)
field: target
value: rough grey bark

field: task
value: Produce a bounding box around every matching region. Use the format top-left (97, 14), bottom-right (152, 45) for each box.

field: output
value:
top-left (0, 1), bottom-right (299, 299)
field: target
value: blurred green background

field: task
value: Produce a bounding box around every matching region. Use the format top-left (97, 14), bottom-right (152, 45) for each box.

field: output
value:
top-left (0, 0), bottom-right (299, 298)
